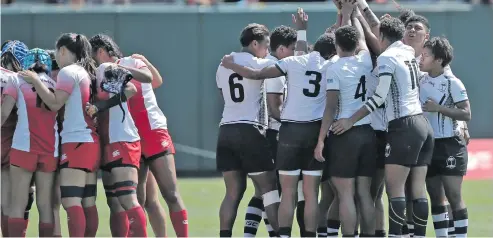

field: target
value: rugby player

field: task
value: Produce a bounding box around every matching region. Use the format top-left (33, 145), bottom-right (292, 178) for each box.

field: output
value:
top-left (221, 31), bottom-right (338, 237)
top-left (3, 49), bottom-right (58, 237)
top-left (215, 23), bottom-right (280, 237)
top-left (242, 25), bottom-right (297, 238)
top-left (315, 2), bottom-right (376, 236)
top-left (331, 17), bottom-right (433, 237)
top-left (419, 37), bottom-right (470, 237)
top-left (90, 34), bottom-right (188, 238)
top-left (27, 33), bottom-right (101, 237)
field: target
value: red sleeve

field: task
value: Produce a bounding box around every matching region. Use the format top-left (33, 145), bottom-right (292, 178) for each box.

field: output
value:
top-left (55, 68), bottom-right (75, 95)
top-left (3, 77), bottom-right (18, 101)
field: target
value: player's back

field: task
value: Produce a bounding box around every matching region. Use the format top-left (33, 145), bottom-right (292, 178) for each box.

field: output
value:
top-left (118, 57), bottom-right (168, 135)
top-left (327, 51), bottom-right (373, 126)
top-left (1, 67), bottom-right (18, 130)
top-left (366, 68), bottom-right (387, 131)
top-left (57, 64), bottom-right (97, 143)
top-left (96, 63), bottom-right (140, 145)
top-left (277, 51), bottom-right (331, 122)
top-left (377, 41), bottom-right (421, 121)
top-left (216, 52), bottom-right (273, 127)
top-left (7, 73), bottom-right (58, 155)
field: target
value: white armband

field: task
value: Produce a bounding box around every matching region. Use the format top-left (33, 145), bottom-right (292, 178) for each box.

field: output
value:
top-left (297, 30), bottom-right (307, 41)
top-left (365, 74), bottom-right (391, 112)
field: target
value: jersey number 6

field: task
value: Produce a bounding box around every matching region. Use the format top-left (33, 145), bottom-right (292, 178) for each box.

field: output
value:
top-left (32, 87), bottom-right (55, 110)
top-left (303, 71), bottom-right (322, 97)
top-left (228, 73), bottom-right (244, 103)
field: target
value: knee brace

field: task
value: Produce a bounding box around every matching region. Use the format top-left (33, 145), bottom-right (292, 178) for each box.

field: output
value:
top-left (83, 184), bottom-right (97, 198)
top-left (113, 181), bottom-right (138, 197)
top-left (60, 186), bottom-right (85, 198)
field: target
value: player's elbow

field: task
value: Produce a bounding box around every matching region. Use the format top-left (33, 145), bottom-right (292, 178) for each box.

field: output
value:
top-left (124, 83), bottom-right (138, 99)
top-left (152, 76), bottom-right (163, 89)
top-left (463, 111), bottom-right (472, 122)
top-left (141, 71), bottom-right (153, 83)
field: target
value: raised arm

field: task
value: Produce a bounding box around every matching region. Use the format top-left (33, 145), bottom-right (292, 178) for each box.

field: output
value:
top-left (356, 0), bottom-right (380, 37)
top-left (351, 7), bottom-right (369, 53)
top-left (340, 1), bottom-right (353, 27)
top-left (354, 7), bottom-right (380, 54)
top-left (131, 54), bottom-right (163, 89)
top-left (119, 64), bottom-right (152, 84)
top-left (293, 7), bottom-right (309, 55)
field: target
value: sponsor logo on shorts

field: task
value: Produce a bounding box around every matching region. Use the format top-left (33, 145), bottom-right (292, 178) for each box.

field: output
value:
top-left (385, 143), bottom-right (391, 158)
top-left (61, 154), bottom-right (67, 161)
top-left (161, 140), bottom-right (169, 148)
top-left (446, 156), bottom-right (456, 169)
top-left (112, 150), bottom-right (120, 158)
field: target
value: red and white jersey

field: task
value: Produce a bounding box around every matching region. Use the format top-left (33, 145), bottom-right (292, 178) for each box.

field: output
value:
top-left (1, 68), bottom-right (17, 137)
top-left (3, 73), bottom-right (59, 156)
top-left (117, 57), bottom-right (168, 136)
top-left (96, 63), bottom-right (140, 145)
top-left (56, 64), bottom-right (97, 143)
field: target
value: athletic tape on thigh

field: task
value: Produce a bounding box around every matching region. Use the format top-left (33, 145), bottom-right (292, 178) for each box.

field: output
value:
top-left (297, 180), bottom-right (305, 202)
top-left (104, 184), bottom-right (116, 197)
top-left (60, 186), bottom-right (85, 198)
top-left (113, 180), bottom-right (138, 197)
top-left (83, 184), bottom-right (97, 198)
top-left (302, 170), bottom-right (322, 176)
top-left (278, 169), bottom-right (301, 176)
top-left (262, 190), bottom-right (280, 207)
top-left (248, 171), bottom-right (265, 176)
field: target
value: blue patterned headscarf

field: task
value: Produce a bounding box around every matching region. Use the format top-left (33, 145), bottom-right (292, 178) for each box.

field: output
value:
top-left (1, 40), bottom-right (29, 65)
top-left (22, 48), bottom-right (52, 74)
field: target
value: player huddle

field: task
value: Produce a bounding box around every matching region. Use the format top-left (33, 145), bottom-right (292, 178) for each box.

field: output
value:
top-left (216, 0), bottom-right (471, 237)
top-left (1, 34), bottom-right (189, 237)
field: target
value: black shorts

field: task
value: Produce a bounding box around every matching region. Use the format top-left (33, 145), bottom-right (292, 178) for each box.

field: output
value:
top-left (375, 130), bottom-right (387, 169)
top-left (276, 121), bottom-right (324, 172)
top-left (216, 124), bottom-right (274, 174)
top-left (385, 114), bottom-right (434, 167)
top-left (266, 129), bottom-right (279, 162)
top-left (327, 124), bottom-right (377, 178)
top-left (427, 136), bottom-right (468, 177)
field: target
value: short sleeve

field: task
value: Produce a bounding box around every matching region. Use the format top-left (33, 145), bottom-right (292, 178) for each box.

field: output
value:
top-left (450, 78), bottom-right (468, 103)
top-left (276, 56), bottom-right (295, 76)
top-left (265, 77), bottom-right (285, 94)
top-left (132, 58), bottom-right (148, 69)
top-left (55, 67), bottom-right (76, 95)
top-left (376, 55), bottom-right (396, 77)
top-left (3, 76), bottom-right (18, 100)
top-left (443, 65), bottom-right (455, 78)
top-left (326, 67), bottom-right (339, 91)
top-left (216, 66), bottom-right (222, 89)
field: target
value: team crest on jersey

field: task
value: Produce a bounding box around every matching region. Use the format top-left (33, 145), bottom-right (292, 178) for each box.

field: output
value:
top-left (446, 156), bottom-right (456, 169)
top-left (439, 83), bottom-right (447, 93)
top-left (385, 143), bottom-right (391, 158)
top-left (327, 78), bottom-right (334, 83)
top-left (460, 90), bottom-right (467, 96)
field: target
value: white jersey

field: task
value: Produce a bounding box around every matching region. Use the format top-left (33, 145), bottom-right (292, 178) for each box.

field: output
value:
top-left (377, 41), bottom-right (422, 122)
top-left (216, 52), bottom-right (272, 127)
top-left (326, 51), bottom-right (374, 126)
top-left (265, 54), bottom-right (286, 131)
top-left (419, 73), bottom-right (468, 138)
top-left (276, 52), bottom-right (332, 122)
top-left (366, 68), bottom-right (387, 131)
top-left (417, 55), bottom-right (455, 79)
top-left (56, 64), bottom-right (97, 143)
top-left (96, 63), bottom-right (140, 144)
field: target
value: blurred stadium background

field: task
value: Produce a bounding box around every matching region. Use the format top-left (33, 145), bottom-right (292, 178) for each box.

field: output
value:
top-left (1, 0), bottom-right (492, 236)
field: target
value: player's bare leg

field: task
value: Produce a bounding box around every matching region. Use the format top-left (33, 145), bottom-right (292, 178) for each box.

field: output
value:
top-left (277, 173), bottom-right (299, 237)
top-left (442, 175), bottom-right (467, 237)
top-left (384, 164), bottom-right (411, 237)
top-left (82, 172), bottom-right (98, 237)
top-left (356, 176), bottom-right (375, 236)
top-left (219, 170), bottom-right (247, 237)
top-left (327, 188), bottom-right (341, 237)
top-left (317, 180), bottom-right (334, 237)
top-left (60, 168), bottom-right (91, 237)
top-left (330, 176), bottom-right (357, 236)
top-left (52, 172), bottom-right (62, 237)
top-left (409, 166), bottom-right (429, 237)
top-left (426, 176), bottom-right (449, 237)
top-left (1, 166), bottom-right (11, 237)
top-left (371, 168), bottom-right (385, 237)
top-left (7, 166), bottom-right (33, 237)
top-left (145, 172), bottom-right (167, 237)
top-left (249, 171), bottom-right (280, 233)
top-left (302, 173), bottom-right (321, 235)
top-left (35, 171), bottom-right (56, 236)
top-left (137, 162), bottom-right (149, 205)
top-left (104, 170), bottom-right (128, 237)
top-left (149, 154), bottom-right (188, 237)
top-left (112, 167), bottom-right (147, 237)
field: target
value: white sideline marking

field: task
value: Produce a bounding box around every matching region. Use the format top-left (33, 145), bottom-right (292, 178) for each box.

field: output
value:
top-left (174, 143), bottom-right (216, 160)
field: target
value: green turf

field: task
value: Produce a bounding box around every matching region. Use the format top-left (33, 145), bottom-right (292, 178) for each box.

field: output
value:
top-left (25, 178), bottom-right (492, 237)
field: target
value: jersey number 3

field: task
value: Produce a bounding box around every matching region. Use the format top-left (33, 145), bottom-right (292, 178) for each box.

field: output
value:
top-left (228, 73), bottom-right (244, 103)
top-left (32, 87), bottom-right (54, 110)
top-left (303, 71), bottom-right (322, 97)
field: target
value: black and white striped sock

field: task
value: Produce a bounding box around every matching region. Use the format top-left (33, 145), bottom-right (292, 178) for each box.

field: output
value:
top-left (243, 197), bottom-right (263, 237)
top-left (431, 205), bottom-right (449, 237)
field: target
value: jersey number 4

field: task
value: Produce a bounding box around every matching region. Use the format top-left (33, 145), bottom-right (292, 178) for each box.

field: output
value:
top-left (303, 71), bottom-right (322, 97)
top-left (354, 75), bottom-right (384, 108)
top-left (404, 59), bottom-right (419, 90)
top-left (32, 87), bottom-right (54, 110)
top-left (228, 73), bottom-right (244, 102)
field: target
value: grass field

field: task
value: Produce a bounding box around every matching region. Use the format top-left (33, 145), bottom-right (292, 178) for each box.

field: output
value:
top-left (24, 178), bottom-right (493, 237)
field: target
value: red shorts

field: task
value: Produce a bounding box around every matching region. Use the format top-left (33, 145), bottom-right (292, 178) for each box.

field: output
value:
top-left (141, 129), bottom-right (175, 160)
top-left (1, 137), bottom-right (12, 168)
top-left (102, 141), bottom-right (141, 171)
top-left (10, 149), bottom-right (58, 173)
top-left (60, 141), bottom-right (101, 172)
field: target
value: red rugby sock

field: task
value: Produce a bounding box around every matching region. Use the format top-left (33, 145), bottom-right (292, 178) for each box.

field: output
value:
top-left (39, 222), bottom-right (54, 237)
top-left (84, 205), bottom-right (99, 237)
top-left (126, 206), bottom-right (147, 237)
top-left (66, 206), bottom-right (86, 237)
top-left (110, 211), bottom-right (129, 237)
top-left (7, 217), bottom-right (27, 237)
top-left (2, 214), bottom-right (9, 237)
top-left (170, 209), bottom-right (189, 237)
